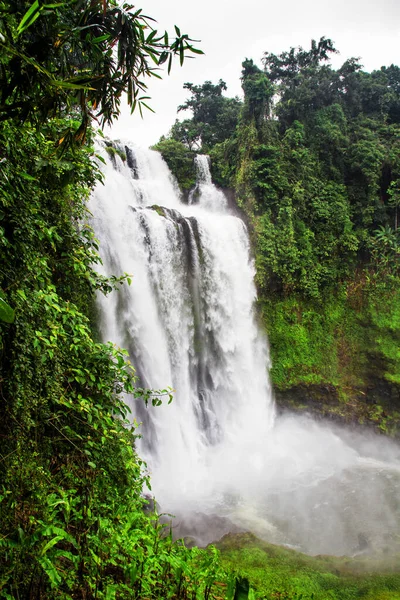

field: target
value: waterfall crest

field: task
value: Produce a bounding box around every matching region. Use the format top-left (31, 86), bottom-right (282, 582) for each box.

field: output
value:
top-left (90, 141), bottom-right (400, 556)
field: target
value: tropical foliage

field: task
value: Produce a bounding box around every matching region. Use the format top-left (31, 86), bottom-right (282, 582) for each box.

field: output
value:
top-left (168, 80), bottom-right (242, 152)
top-left (152, 137), bottom-right (197, 193)
top-left (0, 0), bottom-right (202, 143)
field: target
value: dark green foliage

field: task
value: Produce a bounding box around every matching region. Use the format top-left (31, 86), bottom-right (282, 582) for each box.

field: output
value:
top-left (0, 0), bottom-right (202, 143)
top-left (239, 40), bottom-right (400, 295)
top-left (241, 59), bottom-right (273, 129)
top-left (209, 136), bottom-right (239, 188)
top-left (170, 79), bottom-right (242, 152)
top-left (152, 137), bottom-right (197, 192)
top-left (242, 41), bottom-right (400, 417)
top-left (262, 37), bottom-right (339, 129)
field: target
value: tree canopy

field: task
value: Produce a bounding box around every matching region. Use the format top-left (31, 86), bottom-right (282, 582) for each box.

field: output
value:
top-left (170, 79), bottom-right (242, 151)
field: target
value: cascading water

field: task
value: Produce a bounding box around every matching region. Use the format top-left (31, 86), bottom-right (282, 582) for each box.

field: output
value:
top-left (90, 140), bottom-right (400, 556)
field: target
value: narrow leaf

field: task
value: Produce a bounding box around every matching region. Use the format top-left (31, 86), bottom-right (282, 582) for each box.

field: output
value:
top-left (20, 172), bottom-right (37, 181)
top-left (140, 102), bottom-right (155, 113)
top-left (17, 0), bottom-right (40, 34)
top-left (38, 556), bottom-right (62, 587)
top-left (41, 535), bottom-right (63, 556)
top-left (189, 47), bottom-right (204, 55)
top-left (48, 80), bottom-right (96, 90)
top-left (92, 34), bottom-right (110, 43)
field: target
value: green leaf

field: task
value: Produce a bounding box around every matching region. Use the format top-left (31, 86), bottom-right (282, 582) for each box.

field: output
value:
top-left (0, 297), bottom-right (15, 323)
top-left (16, 289), bottom-right (27, 301)
top-left (189, 47), bottom-right (204, 55)
top-left (43, 2), bottom-right (68, 7)
top-left (41, 535), bottom-right (63, 556)
top-left (38, 556), bottom-right (62, 587)
top-left (20, 172), bottom-right (37, 181)
top-left (140, 102), bottom-right (155, 113)
top-left (48, 79), bottom-right (96, 90)
top-left (93, 34), bottom-right (111, 43)
top-left (17, 0), bottom-right (41, 35)
top-left (126, 563), bottom-right (138, 584)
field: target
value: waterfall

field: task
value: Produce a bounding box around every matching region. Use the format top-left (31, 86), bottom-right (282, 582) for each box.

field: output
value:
top-left (90, 141), bottom-right (400, 556)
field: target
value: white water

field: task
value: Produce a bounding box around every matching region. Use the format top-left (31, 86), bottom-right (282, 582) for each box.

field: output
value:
top-left (90, 141), bottom-right (400, 556)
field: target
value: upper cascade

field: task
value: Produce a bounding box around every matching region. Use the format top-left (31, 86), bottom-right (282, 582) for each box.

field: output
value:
top-left (195, 154), bottom-right (212, 184)
top-left (100, 140), bottom-right (182, 209)
top-left (189, 154), bottom-right (228, 212)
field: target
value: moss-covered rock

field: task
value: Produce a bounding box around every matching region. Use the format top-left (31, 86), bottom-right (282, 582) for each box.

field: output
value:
top-left (260, 280), bottom-right (400, 436)
top-left (105, 143), bottom-right (127, 162)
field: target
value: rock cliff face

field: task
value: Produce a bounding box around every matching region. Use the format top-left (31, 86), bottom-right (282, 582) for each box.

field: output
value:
top-left (259, 288), bottom-right (400, 437)
top-left (275, 383), bottom-right (400, 438)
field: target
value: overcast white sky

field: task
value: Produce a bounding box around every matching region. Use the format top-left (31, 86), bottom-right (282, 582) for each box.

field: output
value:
top-left (109, 0), bottom-right (400, 147)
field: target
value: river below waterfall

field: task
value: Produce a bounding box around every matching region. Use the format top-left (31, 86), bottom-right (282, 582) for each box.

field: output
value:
top-left (89, 141), bottom-right (400, 557)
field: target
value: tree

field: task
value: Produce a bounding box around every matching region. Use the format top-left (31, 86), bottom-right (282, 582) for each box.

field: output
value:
top-left (152, 137), bottom-right (196, 191)
top-left (241, 58), bottom-right (274, 127)
top-left (0, 0), bottom-right (203, 143)
top-left (171, 79), bottom-right (241, 150)
top-left (262, 37), bottom-right (339, 127)
top-left (263, 36), bottom-right (337, 84)
top-left (170, 118), bottom-right (202, 151)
